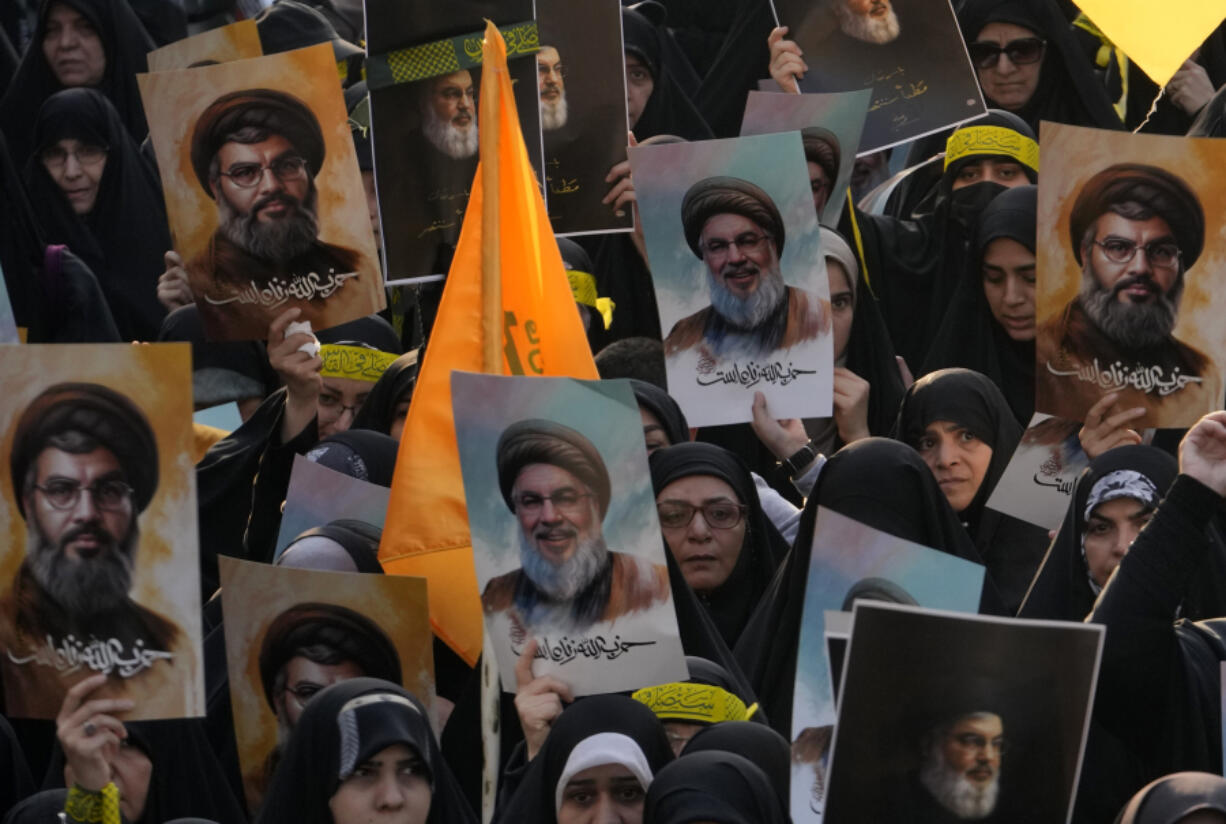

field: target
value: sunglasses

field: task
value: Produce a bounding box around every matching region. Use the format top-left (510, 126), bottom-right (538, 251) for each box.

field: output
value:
top-left (967, 37), bottom-right (1045, 70)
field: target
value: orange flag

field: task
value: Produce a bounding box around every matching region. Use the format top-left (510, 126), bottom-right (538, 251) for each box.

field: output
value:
top-left (379, 22), bottom-right (599, 665)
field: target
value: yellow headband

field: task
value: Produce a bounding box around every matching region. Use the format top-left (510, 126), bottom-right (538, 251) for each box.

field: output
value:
top-left (566, 269), bottom-right (615, 330)
top-left (320, 345), bottom-right (398, 382)
top-left (631, 682), bottom-right (753, 724)
top-left (944, 125), bottom-right (1039, 173)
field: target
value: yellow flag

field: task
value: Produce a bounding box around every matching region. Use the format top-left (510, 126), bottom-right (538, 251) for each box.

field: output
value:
top-left (1074, 0), bottom-right (1226, 86)
top-left (379, 22), bottom-right (599, 665)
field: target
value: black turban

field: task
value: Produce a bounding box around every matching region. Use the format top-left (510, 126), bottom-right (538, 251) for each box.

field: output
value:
top-left (496, 419), bottom-right (611, 518)
top-left (801, 127), bottom-right (840, 185)
top-left (1069, 163), bottom-right (1204, 268)
top-left (257, 602), bottom-right (402, 709)
top-left (681, 176), bottom-right (785, 259)
top-left (10, 382), bottom-right (158, 517)
top-left (189, 88), bottom-right (325, 198)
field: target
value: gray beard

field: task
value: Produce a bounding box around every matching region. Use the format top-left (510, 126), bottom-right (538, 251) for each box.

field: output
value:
top-left (217, 184), bottom-right (320, 263)
top-left (423, 109), bottom-right (479, 159)
top-left (836, 4), bottom-right (901, 44)
top-left (1079, 264), bottom-right (1182, 350)
top-left (919, 750), bottom-right (1000, 820)
top-left (518, 525), bottom-right (609, 602)
top-left (707, 260), bottom-right (788, 334)
top-left (542, 94), bottom-right (568, 131)
top-left (26, 520), bottom-right (136, 616)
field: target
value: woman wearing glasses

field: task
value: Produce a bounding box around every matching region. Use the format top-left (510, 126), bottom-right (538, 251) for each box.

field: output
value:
top-left (24, 87), bottom-right (171, 341)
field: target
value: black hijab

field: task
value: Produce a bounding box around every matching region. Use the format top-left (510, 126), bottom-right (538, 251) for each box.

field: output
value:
top-left (44, 719), bottom-right (247, 824)
top-left (850, 110), bottom-right (1039, 372)
top-left (643, 751), bottom-right (788, 824)
top-left (350, 350), bottom-right (420, 435)
top-left (957, 0), bottom-right (1123, 132)
top-left (621, 4), bottom-right (713, 142)
top-left (1115, 772), bottom-right (1226, 824)
top-left (158, 303), bottom-right (277, 408)
top-left (922, 185), bottom-right (1037, 425)
top-left (682, 722), bottom-right (790, 814)
top-left (733, 438), bottom-right (994, 734)
top-left (496, 694), bottom-right (674, 824)
top-left (304, 429), bottom-right (399, 487)
top-left (257, 678), bottom-right (476, 824)
top-left (25, 87), bottom-right (170, 340)
top-left (0, 715), bottom-right (33, 818)
top-left (3, 789), bottom-right (67, 824)
top-left (281, 519), bottom-right (385, 573)
top-left (649, 442), bottom-right (789, 648)
top-left (631, 379), bottom-right (690, 446)
top-left (893, 367), bottom-right (1048, 613)
top-left (0, 0), bottom-right (154, 164)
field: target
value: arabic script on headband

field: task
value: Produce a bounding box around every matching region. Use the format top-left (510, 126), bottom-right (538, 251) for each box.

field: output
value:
top-left (8, 634), bottom-right (173, 678)
top-left (695, 359), bottom-right (817, 388)
top-left (205, 270), bottom-right (359, 308)
top-left (1046, 357), bottom-right (1203, 397)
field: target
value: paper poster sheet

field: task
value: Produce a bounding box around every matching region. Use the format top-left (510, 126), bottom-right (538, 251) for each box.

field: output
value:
top-left (0, 343), bottom-right (204, 719)
top-left (629, 132), bottom-right (833, 427)
top-left (538, 0), bottom-right (633, 236)
top-left (0, 263), bottom-right (17, 344)
top-left (364, 0), bottom-right (544, 278)
top-left (273, 454), bottom-right (390, 559)
top-left (146, 19), bottom-right (262, 72)
top-left (985, 413), bottom-right (1090, 532)
top-left (824, 602), bottom-right (1103, 824)
top-left (138, 43), bottom-right (386, 341)
top-left (790, 507), bottom-right (984, 822)
top-left (451, 372), bottom-right (687, 696)
top-left (770, 0), bottom-right (985, 152)
top-left (1035, 123), bottom-right (1226, 428)
top-left (740, 89), bottom-right (871, 226)
top-left (220, 556), bottom-right (433, 810)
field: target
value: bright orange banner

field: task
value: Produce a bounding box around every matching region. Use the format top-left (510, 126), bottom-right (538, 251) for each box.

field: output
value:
top-left (379, 22), bottom-right (599, 665)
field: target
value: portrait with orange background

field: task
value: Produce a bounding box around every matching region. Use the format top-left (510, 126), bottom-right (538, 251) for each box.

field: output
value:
top-left (146, 19), bottom-right (262, 72)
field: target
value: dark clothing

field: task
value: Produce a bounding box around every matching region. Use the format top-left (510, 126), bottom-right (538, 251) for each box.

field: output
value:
top-left (644, 750), bottom-right (788, 824)
top-left (350, 350), bottom-right (420, 434)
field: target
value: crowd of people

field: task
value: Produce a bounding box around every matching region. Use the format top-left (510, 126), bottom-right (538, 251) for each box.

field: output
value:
top-left (4, 0), bottom-right (1226, 822)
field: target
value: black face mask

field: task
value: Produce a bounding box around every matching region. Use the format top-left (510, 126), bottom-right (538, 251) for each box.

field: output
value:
top-left (948, 180), bottom-right (1010, 231)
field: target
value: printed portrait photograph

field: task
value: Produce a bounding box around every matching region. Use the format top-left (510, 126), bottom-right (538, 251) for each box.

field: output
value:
top-left (273, 454), bottom-right (390, 561)
top-left (537, 0), bottom-right (633, 236)
top-left (0, 343), bottom-right (203, 720)
top-left (145, 19), bottom-right (262, 72)
top-left (629, 131), bottom-right (833, 427)
top-left (451, 372), bottom-right (687, 697)
top-left (1035, 123), bottom-right (1226, 428)
top-left (984, 413), bottom-right (1089, 532)
top-left (774, 0), bottom-right (985, 151)
top-left (219, 557), bottom-right (434, 812)
top-left (365, 0), bottom-right (544, 278)
top-left (824, 602), bottom-right (1103, 824)
top-left (789, 507), bottom-right (984, 823)
top-left (138, 43), bottom-right (385, 341)
top-left (740, 88), bottom-right (871, 226)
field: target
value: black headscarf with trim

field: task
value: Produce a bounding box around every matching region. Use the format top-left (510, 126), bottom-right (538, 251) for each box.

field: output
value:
top-left (631, 379), bottom-right (690, 447)
top-left (24, 87), bottom-right (169, 341)
top-left (0, 0), bottom-right (154, 165)
top-left (682, 722), bottom-right (790, 813)
top-left (922, 185), bottom-right (1037, 425)
top-left (350, 350), bottom-right (420, 436)
top-left (257, 678), bottom-right (476, 824)
top-left (280, 519), bottom-right (385, 574)
top-left (893, 367), bottom-right (1048, 613)
top-left (650, 442), bottom-right (789, 649)
top-left (733, 438), bottom-right (997, 734)
top-left (1115, 772), bottom-right (1226, 824)
top-left (644, 750), bottom-right (788, 824)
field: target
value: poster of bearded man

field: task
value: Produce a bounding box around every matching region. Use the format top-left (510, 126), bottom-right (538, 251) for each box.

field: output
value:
top-left (0, 344), bottom-right (203, 719)
top-left (451, 372), bottom-right (688, 696)
top-left (138, 43), bottom-right (385, 341)
top-left (630, 132), bottom-right (834, 427)
top-left (1034, 123), bottom-right (1226, 428)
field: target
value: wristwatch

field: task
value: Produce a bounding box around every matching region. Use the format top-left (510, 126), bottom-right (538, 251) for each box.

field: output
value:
top-left (780, 440), bottom-right (819, 478)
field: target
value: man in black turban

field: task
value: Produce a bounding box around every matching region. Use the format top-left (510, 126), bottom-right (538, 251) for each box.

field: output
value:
top-left (802, 127), bottom-right (841, 217)
top-left (1035, 163), bottom-right (1220, 424)
top-left (0, 383), bottom-right (186, 718)
top-left (664, 176), bottom-right (830, 364)
top-left (481, 418), bottom-right (668, 634)
top-left (185, 88), bottom-right (367, 340)
top-left (256, 602), bottom-right (402, 793)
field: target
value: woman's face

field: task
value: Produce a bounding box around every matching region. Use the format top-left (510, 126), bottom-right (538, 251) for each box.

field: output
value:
top-left (329, 743), bottom-right (432, 824)
top-left (828, 260), bottom-right (855, 362)
top-left (625, 54), bottom-right (654, 129)
top-left (639, 405), bottom-right (672, 454)
top-left (657, 475), bottom-right (746, 593)
top-left (981, 237), bottom-right (1036, 341)
top-left (42, 2), bottom-right (106, 87)
top-left (557, 763), bottom-right (647, 824)
top-left (973, 22), bottom-right (1043, 111)
top-left (41, 138), bottom-right (106, 214)
top-left (914, 420), bottom-right (994, 513)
